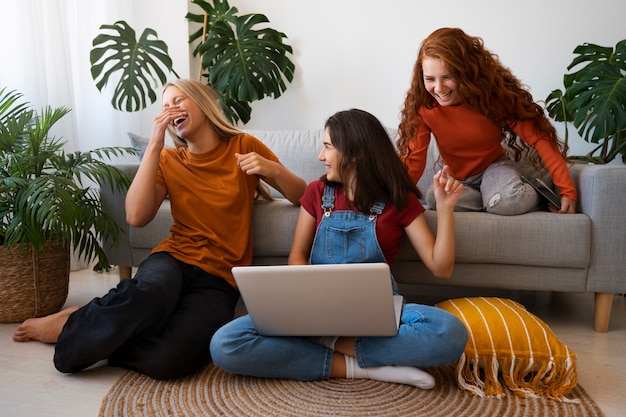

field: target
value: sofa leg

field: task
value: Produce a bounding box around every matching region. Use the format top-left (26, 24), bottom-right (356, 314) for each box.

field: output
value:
top-left (594, 292), bottom-right (613, 333)
top-left (118, 265), bottom-right (132, 280)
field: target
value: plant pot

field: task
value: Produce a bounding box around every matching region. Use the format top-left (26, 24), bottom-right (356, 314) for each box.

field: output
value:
top-left (0, 241), bottom-right (70, 322)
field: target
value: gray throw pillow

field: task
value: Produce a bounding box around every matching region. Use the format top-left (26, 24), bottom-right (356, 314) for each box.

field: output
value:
top-left (128, 132), bottom-right (149, 161)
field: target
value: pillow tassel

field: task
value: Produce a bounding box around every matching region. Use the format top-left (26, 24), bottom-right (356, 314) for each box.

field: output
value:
top-left (485, 353), bottom-right (505, 397)
top-left (502, 356), bottom-right (539, 399)
top-left (458, 353), bottom-right (504, 398)
top-left (545, 354), bottom-right (579, 403)
top-left (456, 353), bottom-right (488, 397)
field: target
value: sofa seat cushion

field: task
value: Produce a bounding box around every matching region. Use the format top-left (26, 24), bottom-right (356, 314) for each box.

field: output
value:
top-left (397, 211), bottom-right (591, 269)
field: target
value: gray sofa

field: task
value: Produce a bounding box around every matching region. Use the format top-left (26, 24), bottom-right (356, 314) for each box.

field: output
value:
top-left (101, 129), bottom-right (626, 333)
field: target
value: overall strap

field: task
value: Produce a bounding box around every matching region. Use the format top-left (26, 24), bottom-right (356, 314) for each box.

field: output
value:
top-left (322, 184), bottom-right (335, 218)
top-left (369, 201), bottom-right (386, 221)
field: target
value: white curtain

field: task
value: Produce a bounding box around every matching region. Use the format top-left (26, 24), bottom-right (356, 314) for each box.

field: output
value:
top-left (0, 0), bottom-right (147, 269)
top-left (2, 0), bottom-right (189, 269)
top-left (0, 0), bottom-right (146, 151)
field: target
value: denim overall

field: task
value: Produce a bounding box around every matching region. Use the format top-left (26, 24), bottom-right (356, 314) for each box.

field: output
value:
top-left (309, 184), bottom-right (399, 294)
top-left (210, 185), bottom-right (468, 380)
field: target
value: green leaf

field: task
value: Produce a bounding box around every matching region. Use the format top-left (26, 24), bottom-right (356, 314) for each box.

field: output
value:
top-left (90, 21), bottom-right (179, 112)
top-left (545, 39), bottom-right (626, 163)
top-left (192, 1), bottom-right (295, 123)
top-left (1, 88), bottom-right (134, 268)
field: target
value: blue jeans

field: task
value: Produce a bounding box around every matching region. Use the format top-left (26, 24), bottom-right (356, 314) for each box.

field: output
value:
top-left (54, 252), bottom-right (239, 379)
top-left (210, 303), bottom-right (468, 380)
top-left (210, 184), bottom-right (467, 380)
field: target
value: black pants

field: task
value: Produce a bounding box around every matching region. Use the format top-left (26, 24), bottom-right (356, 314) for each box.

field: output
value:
top-left (54, 252), bottom-right (239, 379)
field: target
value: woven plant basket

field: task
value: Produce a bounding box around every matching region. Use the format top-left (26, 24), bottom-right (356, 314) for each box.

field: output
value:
top-left (0, 240), bottom-right (70, 323)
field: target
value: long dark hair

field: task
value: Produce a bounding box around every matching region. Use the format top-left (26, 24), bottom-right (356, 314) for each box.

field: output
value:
top-left (323, 109), bottom-right (420, 213)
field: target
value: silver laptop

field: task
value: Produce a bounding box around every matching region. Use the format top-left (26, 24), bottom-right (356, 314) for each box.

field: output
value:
top-left (232, 263), bottom-right (403, 336)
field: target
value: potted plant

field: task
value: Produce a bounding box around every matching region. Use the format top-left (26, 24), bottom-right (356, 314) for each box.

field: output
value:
top-left (89, 0), bottom-right (295, 124)
top-left (545, 39), bottom-right (626, 164)
top-left (0, 87), bottom-right (133, 322)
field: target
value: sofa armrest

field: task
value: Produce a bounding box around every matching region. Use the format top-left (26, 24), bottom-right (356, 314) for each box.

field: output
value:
top-left (570, 163), bottom-right (626, 294)
top-left (101, 164), bottom-right (139, 270)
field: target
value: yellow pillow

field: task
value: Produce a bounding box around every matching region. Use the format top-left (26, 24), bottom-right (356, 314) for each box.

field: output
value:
top-left (436, 297), bottom-right (577, 401)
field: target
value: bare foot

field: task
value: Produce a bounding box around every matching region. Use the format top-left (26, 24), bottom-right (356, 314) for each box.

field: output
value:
top-left (12, 306), bottom-right (79, 343)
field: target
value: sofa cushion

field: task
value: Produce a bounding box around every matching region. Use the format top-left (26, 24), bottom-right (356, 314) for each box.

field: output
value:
top-left (247, 128), bottom-right (399, 199)
top-left (128, 200), bottom-right (172, 249)
top-left (246, 130), bottom-right (325, 198)
top-left (252, 199), bottom-right (301, 256)
top-left (397, 211), bottom-right (590, 269)
top-left (128, 132), bottom-right (149, 160)
top-left (436, 297), bottom-right (577, 401)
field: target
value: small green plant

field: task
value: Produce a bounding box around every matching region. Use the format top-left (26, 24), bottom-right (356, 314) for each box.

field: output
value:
top-left (90, 0), bottom-right (295, 124)
top-left (0, 87), bottom-right (134, 270)
top-left (546, 40), bottom-right (626, 164)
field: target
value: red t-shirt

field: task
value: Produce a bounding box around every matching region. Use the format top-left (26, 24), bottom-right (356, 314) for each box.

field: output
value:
top-left (300, 180), bottom-right (425, 266)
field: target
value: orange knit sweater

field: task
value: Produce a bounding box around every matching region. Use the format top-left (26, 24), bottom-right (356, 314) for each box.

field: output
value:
top-left (405, 104), bottom-right (576, 201)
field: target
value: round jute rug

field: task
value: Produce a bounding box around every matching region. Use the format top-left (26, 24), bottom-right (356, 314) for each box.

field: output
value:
top-left (99, 364), bottom-right (604, 417)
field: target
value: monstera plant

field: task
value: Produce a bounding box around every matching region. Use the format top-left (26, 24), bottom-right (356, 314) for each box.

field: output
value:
top-left (546, 39), bottom-right (626, 164)
top-left (90, 0), bottom-right (295, 124)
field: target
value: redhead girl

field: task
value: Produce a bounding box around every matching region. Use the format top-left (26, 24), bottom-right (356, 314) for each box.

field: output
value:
top-left (397, 27), bottom-right (576, 215)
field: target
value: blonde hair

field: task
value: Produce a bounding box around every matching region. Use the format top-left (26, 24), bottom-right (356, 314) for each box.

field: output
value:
top-left (162, 79), bottom-right (272, 200)
top-left (162, 79), bottom-right (241, 148)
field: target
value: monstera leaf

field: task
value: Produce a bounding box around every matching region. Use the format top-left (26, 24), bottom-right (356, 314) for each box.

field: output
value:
top-left (187, 0), bottom-right (295, 123)
top-left (90, 21), bottom-right (180, 112)
top-left (546, 40), bottom-right (626, 164)
top-left (89, 0), bottom-right (295, 124)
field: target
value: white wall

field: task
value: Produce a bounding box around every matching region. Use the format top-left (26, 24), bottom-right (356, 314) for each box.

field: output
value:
top-left (2, 0), bottom-right (623, 158)
top-left (218, 0), bottom-right (625, 157)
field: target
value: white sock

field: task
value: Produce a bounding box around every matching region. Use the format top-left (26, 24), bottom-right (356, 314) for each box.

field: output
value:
top-left (343, 355), bottom-right (435, 389)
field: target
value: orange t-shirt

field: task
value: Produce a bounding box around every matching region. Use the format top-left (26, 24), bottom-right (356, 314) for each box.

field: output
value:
top-left (152, 133), bottom-right (277, 288)
top-left (405, 104), bottom-right (576, 201)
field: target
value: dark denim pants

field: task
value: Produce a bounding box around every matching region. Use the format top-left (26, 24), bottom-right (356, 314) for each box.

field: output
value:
top-left (54, 252), bottom-right (239, 379)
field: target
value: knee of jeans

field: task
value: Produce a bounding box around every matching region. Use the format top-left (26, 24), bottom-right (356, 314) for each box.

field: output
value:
top-left (209, 319), bottom-right (254, 371)
top-left (209, 328), bottom-right (229, 367)
top-left (450, 316), bottom-right (468, 347)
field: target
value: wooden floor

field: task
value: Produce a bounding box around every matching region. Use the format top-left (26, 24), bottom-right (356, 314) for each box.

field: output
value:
top-left (1, 268), bottom-right (624, 417)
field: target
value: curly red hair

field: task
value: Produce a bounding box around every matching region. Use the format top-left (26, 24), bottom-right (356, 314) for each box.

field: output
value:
top-left (397, 27), bottom-right (567, 167)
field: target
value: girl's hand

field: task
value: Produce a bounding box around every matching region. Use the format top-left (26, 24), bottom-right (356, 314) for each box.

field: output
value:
top-left (552, 197), bottom-right (576, 214)
top-left (432, 165), bottom-right (464, 209)
top-left (150, 105), bottom-right (186, 149)
top-left (235, 152), bottom-right (279, 178)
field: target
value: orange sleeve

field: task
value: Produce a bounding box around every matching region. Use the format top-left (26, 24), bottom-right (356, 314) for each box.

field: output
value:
top-left (514, 121), bottom-right (577, 201)
top-left (404, 123), bottom-right (432, 184)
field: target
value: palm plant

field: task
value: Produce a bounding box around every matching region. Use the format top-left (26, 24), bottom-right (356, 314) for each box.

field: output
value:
top-left (0, 87), bottom-right (134, 271)
top-left (90, 0), bottom-right (295, 124)
top-left (546, 39), bottom-right (626, 164)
